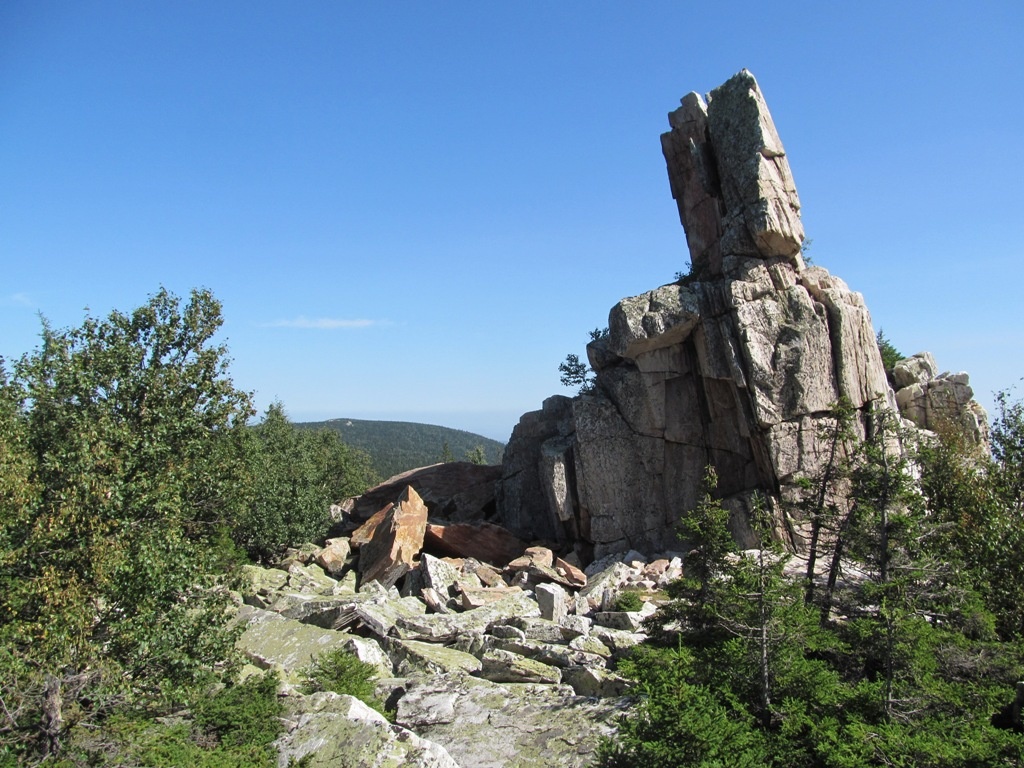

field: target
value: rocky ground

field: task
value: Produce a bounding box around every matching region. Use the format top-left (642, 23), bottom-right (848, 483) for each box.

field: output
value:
top-left (231, 486), bottom-right (685, 767)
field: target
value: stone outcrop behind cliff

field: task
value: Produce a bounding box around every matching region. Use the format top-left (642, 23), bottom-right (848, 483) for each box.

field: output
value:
top-left (496, 70), bottom-right (984, 559)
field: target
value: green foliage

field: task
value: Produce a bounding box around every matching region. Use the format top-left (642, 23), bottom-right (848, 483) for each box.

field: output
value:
top-left (237, 403), bottom-right (377, 561)
top-left (46, 672), bottom-right (285, 767)
top-left (0, 289), bottom-right (254, 759)
top-left (558, 353), bottom-right (592, 393)
top-left (992, 387), bottom-right (1024, 502)
top-left (465, 445), bottom-right (488, 465)
top-left (876, 329), bottom-right (903, 379)
top-left (558, 328), bottom-right (609, 395)
top-left (654, 467), bottom-right (735, 638)
top-left (596, 645), bottom-right (768, 767)
top-left (613, 589), bottom-right (644, 613)
top-left (797, 398), bottom-right (855, 608)
top-left (193, 673), bottom-right (284, 750)
top-left (298, 418), bottom-right (504, 479)
top-left (299, 649), bottom-right (386, 716)
top-left (440, 440), bottom-right (455, 463)
top-left (920, 388), bottom-right (1024, 639)
top-left (800, 237), bottom-right (814, 265)
top-left (603, 415), bottom-right (1024, 766)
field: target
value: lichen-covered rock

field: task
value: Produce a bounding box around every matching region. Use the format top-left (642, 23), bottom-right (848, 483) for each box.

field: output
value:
top-left (535, 582), bottom-right (568, 624)
top-left (387, 638), bottom-right (483, 676)
top-left (235, 609), bottom-right (353, 684)
top-left (275, 692), bottom-right (458, 768)
top-left (561, 666), bottom-right (631, 698)
top-left (331, 595), bottom-right (427, 638)
top-left (394, 674), bottom-right (629, 768)
top-left (478, 649), bottom-right (562, 684)
top-left (394, 589), bottom-right (540, 642)
top-left (285, 562), bottom-right (338, 595)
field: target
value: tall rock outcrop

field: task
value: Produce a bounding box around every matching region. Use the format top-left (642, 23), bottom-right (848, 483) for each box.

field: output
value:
top-left (496, 70), bottom-right (906, 558)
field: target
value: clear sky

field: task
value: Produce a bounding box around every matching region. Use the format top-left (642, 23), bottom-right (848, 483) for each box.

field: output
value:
top-left (2, 2), bottom-right (1022, 442)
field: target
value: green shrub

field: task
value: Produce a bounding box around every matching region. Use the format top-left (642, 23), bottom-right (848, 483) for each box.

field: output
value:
top-left (876, 329), bottom-right (903, 379)
top-left (300, 649), bottom-right (386, 716)
top-left (613, 589), bottom-right (644, 612)
top-left (237, 403), bottom-right (377, 562)
top-left (47, 673), bottom-right (284, 767)
top-left (0, 289), bottom-right (253, 758)
top-left (193, 673), bottom-right (284, 749)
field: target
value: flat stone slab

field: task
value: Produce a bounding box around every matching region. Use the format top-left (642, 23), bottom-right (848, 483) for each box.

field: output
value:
top-left (236, 610), bottom-right (352, 685)
top-left (388, 638), bottom-right (483, 677)
top-left (275, 692), bottom-right (458, 768)
top-left (395, 674), bottom-right (631, 768)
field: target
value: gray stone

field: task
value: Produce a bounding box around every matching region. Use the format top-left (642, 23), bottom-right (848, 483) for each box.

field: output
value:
top-left (236, 611), bottom-right (353, 685)
top-left (892, 352), bottom-right (939, 390)
top-left (498, 616), bottom-right (573, 644)
top-left (386, 638), bottom-right (482, 677)
top-left (592, 611), bottom-right (645, 631)
top-left (394, 589), bottom-right (540, 643)
top-left (285, 562), bottom-right (338, 595)
top-left (477, 649), bottom-right (562, 684)
top-left (589, 626), bottom-right (647, 658)
top-left (275, 692), bottom-right (458, 768)
top-left (895, 364), bottom-right (989, 446)
top-left (568, 634), bottom-right (611, 658)
top-left (338, 635), bottom-right (392, 677)
top-left (493, 69), bottom-right (922, 559)
top-left (420, 553), bottom-right (462, 598)
top-left (535, 582), bottom-right (568, 624)
top-left (331, 595), bottom-right (427, 638)
top-left (579, 562), bottom-right (636, 608)
top-left (561, 666), bottom-right (632, 698)
top-left (394, 674), bottom-right (629, 768)
top-left (559, 614), bottom-right (593, 636)
top-left (491, 638), bottom-right (606, 670)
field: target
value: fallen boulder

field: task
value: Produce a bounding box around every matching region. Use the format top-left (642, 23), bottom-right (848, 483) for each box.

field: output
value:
top-left (359, 486), bottom-right (428, 589)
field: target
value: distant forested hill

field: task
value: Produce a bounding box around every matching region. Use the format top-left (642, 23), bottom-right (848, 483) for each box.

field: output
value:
top-left (296, 418), bottom-right (506, 481)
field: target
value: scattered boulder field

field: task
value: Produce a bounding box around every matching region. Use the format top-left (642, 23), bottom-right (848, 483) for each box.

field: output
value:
top-left (235, 484), bottom-right (678, 767)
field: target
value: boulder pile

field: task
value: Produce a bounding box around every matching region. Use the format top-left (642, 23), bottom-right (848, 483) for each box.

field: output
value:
top-left (234, 486), bottom-right (684, 767)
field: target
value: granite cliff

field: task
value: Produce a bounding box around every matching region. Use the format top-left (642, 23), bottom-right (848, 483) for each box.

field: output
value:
top-left (496, 69), bottom-right (986, 560)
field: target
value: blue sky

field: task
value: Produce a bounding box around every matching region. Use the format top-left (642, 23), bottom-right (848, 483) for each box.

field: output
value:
top-left (2, 2), bottom-right (1022, 442)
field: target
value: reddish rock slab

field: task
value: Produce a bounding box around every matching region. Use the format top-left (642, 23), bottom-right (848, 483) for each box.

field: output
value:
top-left (507, 546), bottom-right (555, 571)
top-left (351, 503), bottom-right (393, 548)
top-left (346, 462), bottom-right (502, 524)
top-left (359, 487), bottom-right (428, 589)
top-left (423, 522), bottom-right (527, 568)
top-left (315, 537), bottom-right (352, 577)
top-left (553, 557), bottom-right (587, 588)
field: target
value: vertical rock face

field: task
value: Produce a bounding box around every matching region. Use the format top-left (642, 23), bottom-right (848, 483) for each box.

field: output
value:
top-left (496, 70), bottom-right (910, 558)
